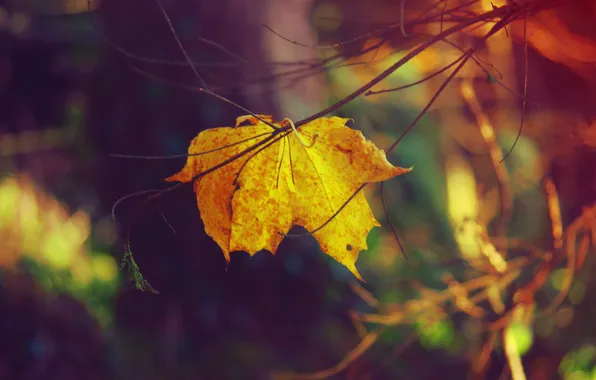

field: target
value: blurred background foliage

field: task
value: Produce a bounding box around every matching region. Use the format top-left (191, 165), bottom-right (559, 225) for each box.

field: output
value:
top-left (0, 0), bottom-right (595, 379)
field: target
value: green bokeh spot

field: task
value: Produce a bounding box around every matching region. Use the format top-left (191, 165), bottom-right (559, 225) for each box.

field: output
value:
top-left (505, 322), bottom-right (534, 356)
top-left (416, 318), bottom-right (454, 349)
top-left (560, 345), bottom-right (596, 376)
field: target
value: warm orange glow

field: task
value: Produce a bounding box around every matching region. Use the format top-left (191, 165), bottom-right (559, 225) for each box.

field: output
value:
top-left (544, 177), bottom-right (563, 249)
top-left (334, 38), bottom-right (442, 107)
top-left (459, 80), bottom-right (502, 161)
top-left (515, 10), bottom-right (596, 79)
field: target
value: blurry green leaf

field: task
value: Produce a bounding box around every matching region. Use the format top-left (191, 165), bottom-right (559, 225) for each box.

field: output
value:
top-left (486, 72), bottom-right (497, 83)
top-left (121, 246), bottom-right (158, 294)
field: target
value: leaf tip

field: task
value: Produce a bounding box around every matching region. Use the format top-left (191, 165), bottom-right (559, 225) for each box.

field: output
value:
top-left (396, 165), bottom-right (414, 176)
top-left (344, 261), bottom-right (365, 282)
top-left (164, 170), bottom-right (191, 183)
top-left (353, 268), bottom-right (366, 283)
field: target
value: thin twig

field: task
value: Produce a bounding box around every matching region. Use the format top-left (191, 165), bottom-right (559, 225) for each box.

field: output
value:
top-left (387, 50), bottom-right (473, 153)
top-left (500, 13), bottom-right (529, 162)
top-left (153, 0), bottom-right (209, 90)
top-left (296, 6), bottom-right (508, 127)
top-left (380, 182), bottom-right (407, 257)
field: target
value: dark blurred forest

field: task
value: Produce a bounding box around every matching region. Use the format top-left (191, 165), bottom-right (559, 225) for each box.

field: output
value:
top-left (0, 0), bottom-right (595, 379)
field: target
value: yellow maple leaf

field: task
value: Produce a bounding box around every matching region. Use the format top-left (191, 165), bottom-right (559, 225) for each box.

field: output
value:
top-left (166, 115), bottom-right (411, 279)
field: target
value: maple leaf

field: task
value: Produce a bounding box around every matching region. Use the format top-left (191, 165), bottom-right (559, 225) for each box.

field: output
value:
top-left (166, 115), bottom-right (411, 279)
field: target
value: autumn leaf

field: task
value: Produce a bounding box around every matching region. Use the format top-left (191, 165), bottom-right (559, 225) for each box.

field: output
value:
top-left (166, 115), bottom-right (411, 279)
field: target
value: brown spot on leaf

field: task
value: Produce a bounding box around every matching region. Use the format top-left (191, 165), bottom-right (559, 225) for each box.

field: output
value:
top-left (335, 144), bottom-right (354, 164)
